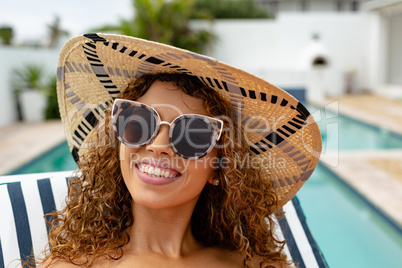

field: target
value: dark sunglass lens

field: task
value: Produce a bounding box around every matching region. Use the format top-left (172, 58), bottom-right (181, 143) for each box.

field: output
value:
top-left (117, 106), bottom-right (157, 145)
top-left (172, 118), bottom-right (214, 158)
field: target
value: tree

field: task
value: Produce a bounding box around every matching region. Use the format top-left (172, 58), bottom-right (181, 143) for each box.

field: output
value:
top-left (47, 16), bottom-right (69, 48)
top-left (0, 26), bottom-right (13, 45)
top-left (92, 0), bottom-right (215, 53)
top-left (193, 0), bottom-right (270, 19)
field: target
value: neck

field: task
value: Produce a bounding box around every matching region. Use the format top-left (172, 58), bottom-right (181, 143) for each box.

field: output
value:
top-left (125, 200), bottom-right (202, 258)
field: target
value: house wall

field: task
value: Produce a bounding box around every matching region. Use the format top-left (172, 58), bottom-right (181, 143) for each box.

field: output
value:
top-left (387, 14), bottom-right (402, 84)
top-left (278, 1), bottom-right (336, 12)
top-left (366, 12), bottom-right (388, 94)
top-left (261, 0), bottom-right (372, 15)
top-left (198, 12), bottom-right (372, 100)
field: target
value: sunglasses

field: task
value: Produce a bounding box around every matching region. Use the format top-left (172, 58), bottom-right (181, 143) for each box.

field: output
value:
top-left (112, 99), bottom-right (224, 159)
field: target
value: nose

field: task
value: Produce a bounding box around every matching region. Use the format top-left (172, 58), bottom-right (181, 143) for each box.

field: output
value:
top-left (145, 125), bottom-right (175, 157)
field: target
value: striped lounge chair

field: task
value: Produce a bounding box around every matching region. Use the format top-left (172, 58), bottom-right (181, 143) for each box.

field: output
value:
top-left (0, 171), bottom-right (328, 268)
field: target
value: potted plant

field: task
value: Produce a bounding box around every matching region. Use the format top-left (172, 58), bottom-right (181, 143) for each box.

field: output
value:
top-left (12, 63), bottom-right (49, 123)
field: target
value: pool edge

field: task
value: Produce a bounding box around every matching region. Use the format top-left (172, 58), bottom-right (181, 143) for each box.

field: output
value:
top-left (319, 161), bottom-right (402, 235)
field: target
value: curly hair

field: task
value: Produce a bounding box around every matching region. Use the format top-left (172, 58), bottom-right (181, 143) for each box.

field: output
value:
top-left (40, 73), bottom-right (289, 267)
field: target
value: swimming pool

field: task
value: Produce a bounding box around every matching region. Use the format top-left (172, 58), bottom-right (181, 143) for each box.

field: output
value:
top-left (8, 105), bottom-right (402, 268)
top-left (310, 105), bottom-right (402, 151)
top-left (9, 142), bottom-right (77, 175)
top-left (298, 105), bottom-right (402, 267)
top-left (297, 165), bottom-right (402, 268)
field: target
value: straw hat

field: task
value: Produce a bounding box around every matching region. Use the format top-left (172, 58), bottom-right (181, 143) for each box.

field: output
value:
top-left (57, 33), bottom-right (322, 208)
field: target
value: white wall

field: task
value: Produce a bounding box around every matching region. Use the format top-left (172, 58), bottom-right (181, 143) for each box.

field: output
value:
top-left (199, 12), bottom-right (372, 100)
top-left (0, 46), bottom-right (59, 127)
top-left (387, 14), bottom-right (402, 84)
top-left (308, 1), bottom-right (338, 12)
top-left (366, 12), bottom-right (388, 93)
top-left (364, 10), bottom-right (402, 98)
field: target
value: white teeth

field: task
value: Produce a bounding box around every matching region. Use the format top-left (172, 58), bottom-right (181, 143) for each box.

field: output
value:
top-left (138, 164), bottom-right (178, 178)
top-left (149, 166), bottom-right (154, 173)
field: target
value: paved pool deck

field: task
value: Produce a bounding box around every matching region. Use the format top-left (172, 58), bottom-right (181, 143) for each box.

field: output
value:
top-left (312, 94), bottom-right (402, 227)
top-left (0, 94), bottom-right (401, 227)
top-left (0, 120), bottom-right (66, 175)
top-left (313, 94), bottom-right (402, 136)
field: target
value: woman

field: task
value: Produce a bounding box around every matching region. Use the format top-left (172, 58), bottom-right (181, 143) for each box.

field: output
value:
top-left (40, 33), bottom-right (321, 267)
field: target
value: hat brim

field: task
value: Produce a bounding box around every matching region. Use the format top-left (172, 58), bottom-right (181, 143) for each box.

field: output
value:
top-left (57, 33), bottom-right (322, 209)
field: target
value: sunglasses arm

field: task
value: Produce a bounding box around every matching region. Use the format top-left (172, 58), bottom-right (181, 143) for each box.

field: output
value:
top-left (215, 119), bottom-right (224, 141)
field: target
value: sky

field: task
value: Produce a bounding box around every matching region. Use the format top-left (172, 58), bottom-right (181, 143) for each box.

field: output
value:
top-left (0, 0), bottom-right (133, 43)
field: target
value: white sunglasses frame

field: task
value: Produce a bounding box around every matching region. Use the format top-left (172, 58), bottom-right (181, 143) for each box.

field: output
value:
top-left (111, 98), bottom-right (224, 159)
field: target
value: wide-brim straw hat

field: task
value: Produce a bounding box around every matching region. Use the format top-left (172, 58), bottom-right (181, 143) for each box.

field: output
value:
top-left (57, 33), bottom-right (322, 209)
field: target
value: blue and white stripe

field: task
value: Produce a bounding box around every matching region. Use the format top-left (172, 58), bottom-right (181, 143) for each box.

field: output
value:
top-left (0, 171), bottom-right (327, 268)
top-left (0, 171), bottom-right (71, 267)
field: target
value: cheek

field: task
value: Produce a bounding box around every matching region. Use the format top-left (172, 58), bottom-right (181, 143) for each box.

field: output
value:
top-left (119, 144), bottom-right (139, 180)
top-left (185, 149), bottom-right (218, 182)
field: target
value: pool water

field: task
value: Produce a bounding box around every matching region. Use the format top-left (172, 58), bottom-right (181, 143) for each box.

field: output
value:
top-left (297, 165), bottom-right (402, 268)
top-left (9, 142), bottom-right (77, 175)
top-left (298, 105), bottom-right (402, 267)
top-left (310, 105), bottom-right (402, 151)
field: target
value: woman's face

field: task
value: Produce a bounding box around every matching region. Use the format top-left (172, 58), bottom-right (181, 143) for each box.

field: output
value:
top-left (119, 80), bottom-right (218, 209)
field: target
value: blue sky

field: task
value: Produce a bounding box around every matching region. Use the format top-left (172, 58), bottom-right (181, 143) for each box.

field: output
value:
top-left (0, 0), bottom-right (132, 42)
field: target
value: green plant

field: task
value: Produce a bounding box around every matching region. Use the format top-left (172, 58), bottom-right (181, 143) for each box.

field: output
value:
top-left (11, 63), bottom-right (60, 120)
top-left (92, 0), bottom-right (215, 53)
top-left (11, 63), bottom-right (46, 93)
top-left (0, 26), bottom-right (13, 45)
top-left (193, 0), bottom-right (270, 19)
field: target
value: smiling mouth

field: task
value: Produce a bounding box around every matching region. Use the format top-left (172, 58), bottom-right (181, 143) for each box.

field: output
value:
top-left (136, 163), bottom-right (181, 178)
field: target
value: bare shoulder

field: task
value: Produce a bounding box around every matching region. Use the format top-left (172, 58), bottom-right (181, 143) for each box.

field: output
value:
top-left (201, 247), bottom-right (243, 267)
top-left (251, 254), bottom-right (289, 268)
top-left (37, 258), bottom-right (113, 268)
top-left (37, 259), bottom-right (82, 268)
top-left (206, 248), bottom-right (288, 268)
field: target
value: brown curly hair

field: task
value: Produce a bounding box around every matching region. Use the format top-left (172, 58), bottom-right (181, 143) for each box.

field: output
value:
top-left (40, 73), bottom-right (289, 267)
